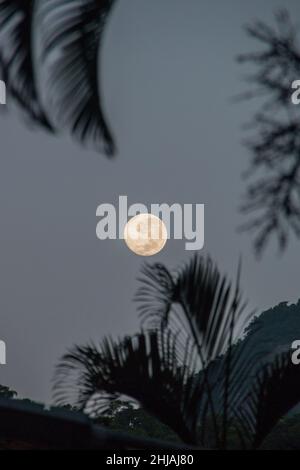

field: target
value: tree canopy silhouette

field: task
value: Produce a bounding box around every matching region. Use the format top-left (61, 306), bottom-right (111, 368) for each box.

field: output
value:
top-left (54, 254), bottom-right (300, 449)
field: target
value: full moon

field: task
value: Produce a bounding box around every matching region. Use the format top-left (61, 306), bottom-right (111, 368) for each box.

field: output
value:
top-left (124, 213), bottom-right (168, 256)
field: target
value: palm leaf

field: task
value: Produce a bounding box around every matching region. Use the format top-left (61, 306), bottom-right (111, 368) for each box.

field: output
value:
top-left (135, 255), bottom-right (255, 448)
top-left (0, 0), bottom-right (53, 129)
top-left (136, 255), bottom-right (251, 363)
top-left (39, 0), bottom-right (116, 155)
top-left (54, 329), bottom-right (205, 445)
top-left (236, 351), bottom-right (300, 448)
top-left (55, 255), bottom-right (261, 448)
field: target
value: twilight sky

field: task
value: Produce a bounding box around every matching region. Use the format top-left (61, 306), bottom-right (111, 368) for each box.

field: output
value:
top-left (1, 0), bottom-right (300, 403)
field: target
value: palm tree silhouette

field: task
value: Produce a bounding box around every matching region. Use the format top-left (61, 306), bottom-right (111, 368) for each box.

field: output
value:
top-left (53, 254), bottom-right (300, 449)
top-left (0, 0), bottom-right (116, 155)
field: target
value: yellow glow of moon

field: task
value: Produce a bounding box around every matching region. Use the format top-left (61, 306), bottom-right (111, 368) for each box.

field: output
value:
top-left (124, 213), bottom-right (168, 256)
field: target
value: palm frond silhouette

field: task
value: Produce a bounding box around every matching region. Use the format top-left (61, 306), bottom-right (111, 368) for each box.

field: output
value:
top-left (235, 351), bottom-right (300, 448)
top-left (0, 0), bottom-right (53, 130)
top-left (55, 331), bottom-right (202, 445)
top-left (0, 0), bottom-right (116, 155)
top-left (53, 254), bottom-right (298, 449)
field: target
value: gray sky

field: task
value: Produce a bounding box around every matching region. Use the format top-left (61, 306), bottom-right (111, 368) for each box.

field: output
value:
top-left (1, 0), bottom-right (300, 403)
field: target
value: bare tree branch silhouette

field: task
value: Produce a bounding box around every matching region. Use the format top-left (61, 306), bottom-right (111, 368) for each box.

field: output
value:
top-left (238, 10), bottom-right (300, 255)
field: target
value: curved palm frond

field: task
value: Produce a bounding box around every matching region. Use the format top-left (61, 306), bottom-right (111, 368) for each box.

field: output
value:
top-left (55, 254), bottom-right (300, 448)
top-left (136, 255), bottom-right (257, 448)
top-left (136, 255), bottom-right (252, 366)
top-left (236, 351), bottom-right (300, 449)
top-left (39, 0), bottom-right (116, 156)
top-left (0, 0), bottom-right (53, 130)
top-left (54, 329), bottom-right (206, 445)
top-left (54, 255), bottom-right (259, 448)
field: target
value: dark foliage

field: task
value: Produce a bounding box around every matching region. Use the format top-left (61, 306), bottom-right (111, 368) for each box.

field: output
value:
top-left (40, 0), bottom-right (116, 155)
top-left (238, 10), bottom-right (300, 254)
top-left (0, 385), bottom-right (17, 399)
top-left (55, 254), bottom-right (300, 448)
top-left (96, 399), bottom-right (180, 442)
top-left (0, 0), bottom-right (53, 129)
top-left (0, 0), bottom-right (116, 155)
top-left (236, 351), bottom-right (300, 448)
top-left (55, 329), bottom-right (202, 444)
top-left (261, 414), bottom-right (300, 450)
